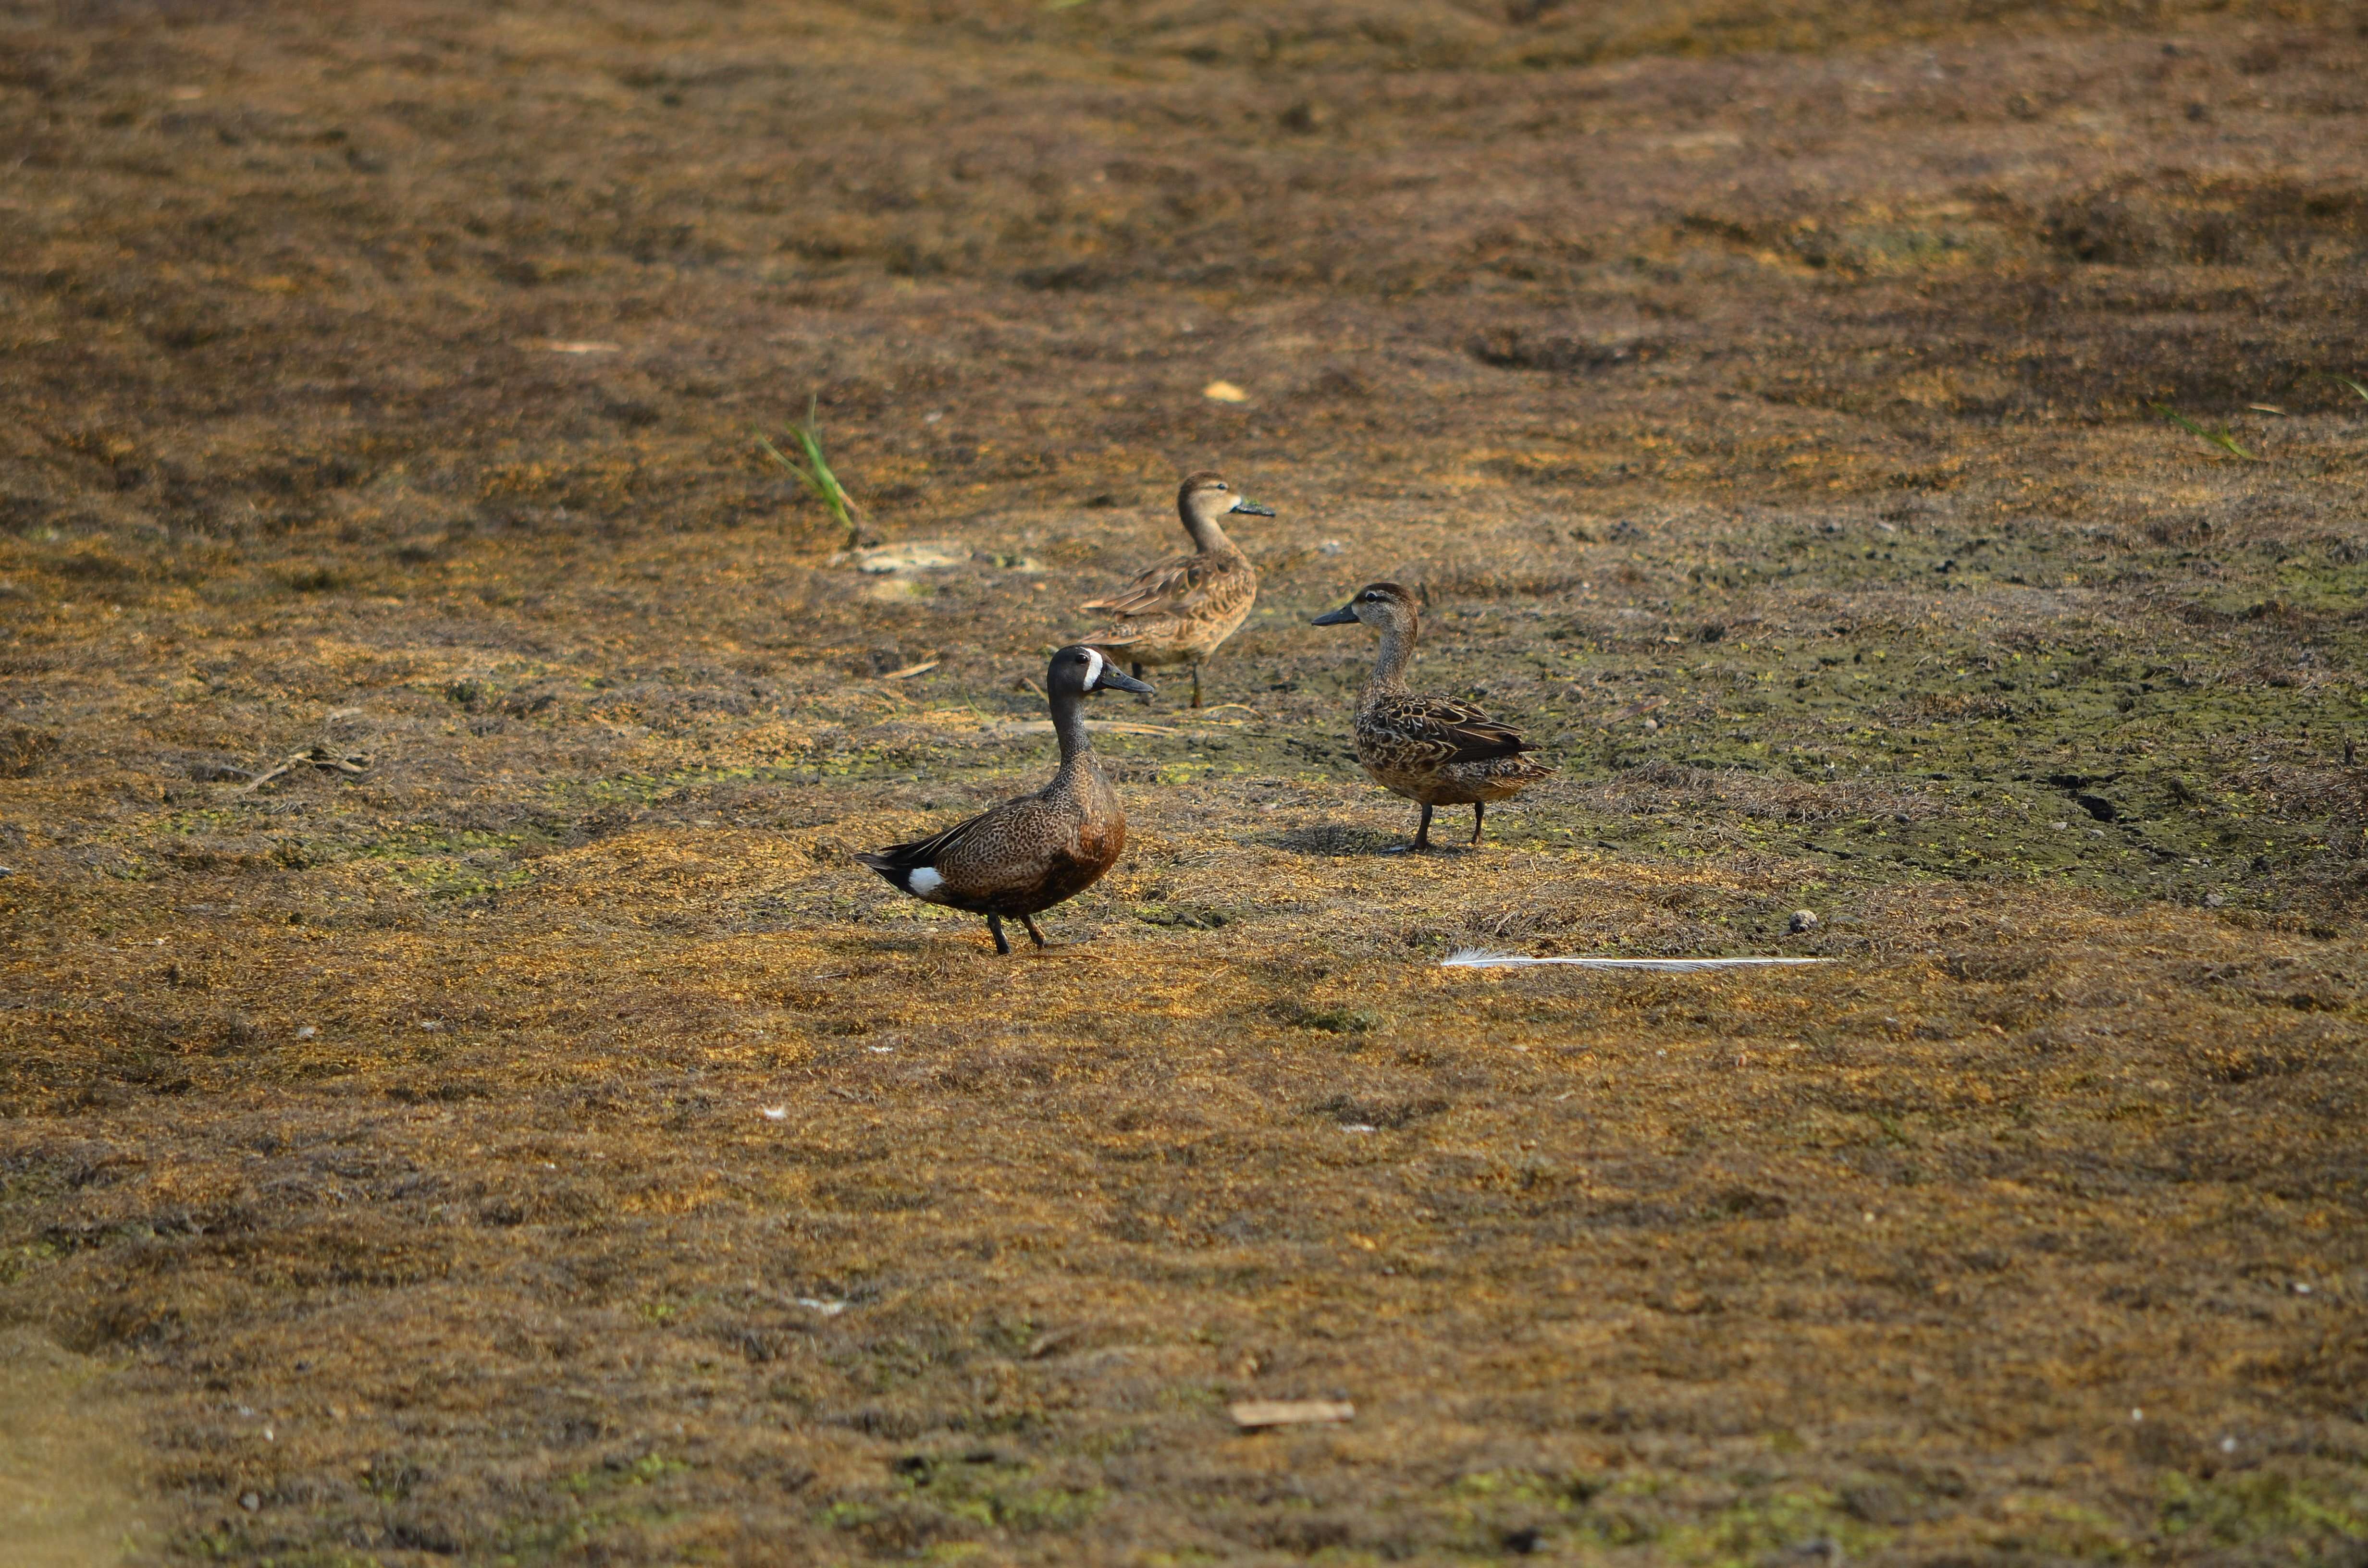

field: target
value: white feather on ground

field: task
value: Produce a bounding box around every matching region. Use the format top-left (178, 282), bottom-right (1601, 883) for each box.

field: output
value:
top-left (1441, 951), bottom-right (1832, 971)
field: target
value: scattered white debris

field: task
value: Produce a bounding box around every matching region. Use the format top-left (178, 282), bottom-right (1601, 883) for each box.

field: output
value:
top-left (1443, 951), bottom-right (1830, 972)
top-left (867, 1045), bottom-right (895, 1054)
top-left (2293, 1282), bottom-right (2313, 1295)
top-left (295, 1026), bottom-right (317, 1040)
top-left (1318, 539), bottom-right (1345, 555)
top-left (761, 1106), bottom-right (788, 1121)
top-left (796, 1297), bottom-right (849, 1316)
top-left (2220, 1436), bottom-right (2237, 1454)
top-left (881, 659), bottom-right (940, 680)
top-left (2131, 1408), bottom-right (2144, 1422)
top-left (538, 339), bottom-right (620, 354)
top-left (851, 541), bottom-right (966, 575)
top-left (2052, 821), bottom-right (2069, 829)
top-left (1232, 1399), bottom-right (1353, 1430)
top-left (1202, 380), bottom-right (1249, 403)
top-left (1339, 1123), bottom-right (1378, 1134)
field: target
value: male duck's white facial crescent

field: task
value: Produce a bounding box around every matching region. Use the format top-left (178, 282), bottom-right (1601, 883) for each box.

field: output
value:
top-left (1081, 648), bottom-right (1105, 690)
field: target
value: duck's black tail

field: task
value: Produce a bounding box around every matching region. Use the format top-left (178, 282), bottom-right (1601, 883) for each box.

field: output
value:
top-left (854, 846), bottom-right (925, 894)
top-left (855, 812), bottom-right (984, 899)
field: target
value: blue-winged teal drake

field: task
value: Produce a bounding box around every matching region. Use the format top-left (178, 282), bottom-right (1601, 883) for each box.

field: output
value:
top-left (1312, 581), bottom-right (1554, 850)
top-left (855, 646), bottom-right (1154, 953)
top-left (1078, 470), bottom-right (1273, 709)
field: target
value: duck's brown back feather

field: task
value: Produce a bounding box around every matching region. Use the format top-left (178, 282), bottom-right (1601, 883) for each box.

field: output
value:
top-left (858, 763), bottom-right (1126, 917)
top-left (1352, 691), bottom-right (1553, 806)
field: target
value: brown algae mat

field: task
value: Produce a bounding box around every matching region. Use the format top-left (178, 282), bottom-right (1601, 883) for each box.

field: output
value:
top-left (3, 1), bottom-right (2368, 1563)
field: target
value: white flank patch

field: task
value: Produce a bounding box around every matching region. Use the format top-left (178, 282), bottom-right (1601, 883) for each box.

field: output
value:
top-left (1442, 951), bottom-right (1830, 971)
top-left (907, 867), bottom-right (944, 899)
top-left (1081, 647), bottom-right (1105, 689)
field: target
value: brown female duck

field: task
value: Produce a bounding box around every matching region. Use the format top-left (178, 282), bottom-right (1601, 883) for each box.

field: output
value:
top-left (1312, 581), bottom-right (1554, 850)
top-left (856, 646), bottom-right (1153, 953)
top-left (1079, 470), bottom-right (1273, 709)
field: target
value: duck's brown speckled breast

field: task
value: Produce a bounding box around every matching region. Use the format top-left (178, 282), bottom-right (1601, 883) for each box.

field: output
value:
top-left (983, 770), bottom-right (1126, 916)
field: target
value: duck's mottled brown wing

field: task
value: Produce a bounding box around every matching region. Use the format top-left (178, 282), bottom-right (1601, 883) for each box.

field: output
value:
top-left (935, 795), bottom-right (1121, 912)
top-left (1365, 693), bottom-right (1537, 768)
top-left (1078, 551), bottom-right (1231, 621)
top-left (856, 808), bottom-right (992, 876)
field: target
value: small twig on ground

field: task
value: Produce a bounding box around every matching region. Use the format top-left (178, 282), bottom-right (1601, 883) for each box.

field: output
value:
top-left (237, 746), bottom-right (370, 794)
top-left (1231, 1400), bottom-right (1355, 1430)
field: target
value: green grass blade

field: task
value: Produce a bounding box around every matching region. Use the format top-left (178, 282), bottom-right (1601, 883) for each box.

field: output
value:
top-left (2308, 371), bottom-right (2368, 404)
top-left (2149, 402), bottom-right (2264, 462)
top-left (756, 400), bottom-right (861, 543)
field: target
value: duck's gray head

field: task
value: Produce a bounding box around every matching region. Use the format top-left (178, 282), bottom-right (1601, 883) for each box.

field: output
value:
top-left (1048, 644), bottom-right (1155, 698)
top-left (1311, 580), bottom-right (1419, 636)
top-left (1178, 470), bottom-right (1274, 529)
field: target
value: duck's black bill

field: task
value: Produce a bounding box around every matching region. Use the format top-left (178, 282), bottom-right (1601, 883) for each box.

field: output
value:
top-left (1095, 668), bottom-right (1156, 695)
top-left (1310, 604), bottom-right (1359, 625)
top-left (1231, 500), bottom-right (1276, 516)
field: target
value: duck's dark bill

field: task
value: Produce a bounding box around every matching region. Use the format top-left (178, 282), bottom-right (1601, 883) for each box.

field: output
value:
top-left (1310, 604), bottom-right (1358, 625)
top-left (1232, 500), bottom-right (1276, 516)
top-left (1096, 667), bottom-right (1156, 695)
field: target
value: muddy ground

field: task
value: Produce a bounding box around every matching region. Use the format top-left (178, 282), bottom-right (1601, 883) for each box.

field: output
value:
top-left (4, 0), bottom-right (2368, 1563)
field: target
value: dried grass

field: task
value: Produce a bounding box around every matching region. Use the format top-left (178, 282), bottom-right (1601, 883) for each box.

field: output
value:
top-left (4, 3), bottom-right (2368, 1562)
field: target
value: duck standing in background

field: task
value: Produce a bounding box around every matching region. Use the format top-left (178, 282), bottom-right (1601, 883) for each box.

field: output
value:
top-left (856, 646), bottom-right (1153, 953)
top-left (1078, 470), bottom-right (1272, 709)
top-left (1312, 581), bottom-right (1554, 851)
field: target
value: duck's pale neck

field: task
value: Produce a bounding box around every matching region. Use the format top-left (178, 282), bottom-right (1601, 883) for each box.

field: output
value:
top-left (1181, 504), bottom-right (1239, 556)
top-left (1362, 620), bottom-right (1416, 699)
top-left (1048, 685), bottom-right (1097, 773)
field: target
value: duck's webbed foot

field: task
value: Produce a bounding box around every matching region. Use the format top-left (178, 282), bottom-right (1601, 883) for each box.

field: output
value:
top-left (1018, 913), bottom-right (1049, 948)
